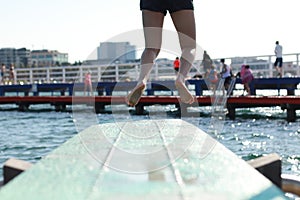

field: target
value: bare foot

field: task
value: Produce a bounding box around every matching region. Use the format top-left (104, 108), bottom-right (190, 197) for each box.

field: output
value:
top-left (175, 79), bottom-right (194, 104)
top-left (126, 83), bottom-right (146, 107)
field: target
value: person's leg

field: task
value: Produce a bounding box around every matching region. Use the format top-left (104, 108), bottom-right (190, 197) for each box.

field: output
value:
top-left (213, 83), bottom-right (217, 95)
top-left (126, 10), bottom-right (164, 106)
top-left (279, 58), bottom-right (283, 77)
top-left (170, 10), bottom-right (196, 104)
top-left (224, 77), bottom-right (230, 95)
top-left (274, 58), bottom-right (283, 77)
top-left (244, 83), bottom-right (249, 95)
top-left (276, 66), bottom-right (282, 77)
top-left (89, 84), bottom-right (93, 96)
top-left (84, 84), bottom-right (87, 96)
top-left (278, 66), bottom-right (281, 76)
top-left (274, 59), bottom-right (279, 77)
top-left (276, 66), bottom-right (281, 77)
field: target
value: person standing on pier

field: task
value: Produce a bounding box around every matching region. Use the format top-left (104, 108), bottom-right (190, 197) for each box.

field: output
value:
top-left (84, 71), bottom-right (93, 96)
top-left (9, 63), bottom-right (16, 85)
top-left (173, 57), bottom-right (180, 75)
top-left (241, 65), bottom-right (254, 96)
top-left (201, 50), bottom-right (212, 73)
top-left (220, 58), bottom-right (232, 96)
top-left (274, 41), bottom-right (283, 78)
top-left (1, 63), bottom-right (6, 85)
top-left (206, 64), bottom-right (218, 95)
top-left (126, 0), bottom-right (196, 106)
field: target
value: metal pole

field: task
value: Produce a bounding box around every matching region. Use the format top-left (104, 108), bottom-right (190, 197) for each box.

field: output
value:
top-left (155, 62), bottom-right (158, 80)
top-left (30, 69), bottom-right (33, 84)
top-left (79, 66), bottom-right (83, 82)
top-left (135, 64), bottom-right (139, 81)
top-left (268, 56), bottom-right (273, 78)
top-left (297, 54), bottom-right (299, 77)
top-left (98, 66), bottom-right (101, 81)
top-left (115, 64), bottom-right (119, 81)
top-left (47, 68), bottom-right (50, 83)
top-left (62, 67), bottom-right (66, 83)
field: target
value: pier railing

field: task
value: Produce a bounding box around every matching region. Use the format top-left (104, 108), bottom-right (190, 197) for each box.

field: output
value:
top-left (10, 53), bottom-right (300, 84)
top-left (220, 53), bottom-right (300, 78)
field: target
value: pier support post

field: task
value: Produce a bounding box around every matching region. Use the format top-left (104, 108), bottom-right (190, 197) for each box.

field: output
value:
top-left (287, 85), bottom-right (296, 96)
top-left (18, 103), bottom-right (29, 111)
top-left (55, 104), bottom-right (66, 112)
top-left (180, 104), bottom-right (189, 117)
top-left (227, 104), bottom-right (236, 120)
top-left (94, 103), bottom-right (105, 113)
top-left (60, 91), bottom-right (65, 96)
top-left (135, 104), bottom-right (145, 115)
top-left (97, 89), bottom-right (104, 96)
top-left (286, 104), bottom-right (296, 122)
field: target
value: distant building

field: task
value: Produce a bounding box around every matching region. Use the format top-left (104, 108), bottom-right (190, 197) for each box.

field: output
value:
top-left (31, 50), bottom-right (68, 67)
top-left (0, 48), bottom-right (69, 68)
top-left (0, 48), bottom-right (31, 68)
top-left (97, 42), bottom-right (136, 64)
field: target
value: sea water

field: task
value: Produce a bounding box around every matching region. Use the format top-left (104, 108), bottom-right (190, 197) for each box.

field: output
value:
top-left (0, 104), bottom-right (300, 183)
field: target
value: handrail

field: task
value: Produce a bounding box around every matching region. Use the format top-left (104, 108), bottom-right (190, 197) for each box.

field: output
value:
top-left (1, 78), bottom-right (300, 97)
top-left (2, 53), bottom-right (299, 85)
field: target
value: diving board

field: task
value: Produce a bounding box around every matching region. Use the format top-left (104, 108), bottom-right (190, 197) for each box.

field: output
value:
top-left (0, 119), bottom-right (287, 199)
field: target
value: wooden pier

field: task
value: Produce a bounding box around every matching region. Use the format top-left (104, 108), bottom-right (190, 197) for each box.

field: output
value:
top-left (0, 119), bottom-right (288, 199)
top-left (0, 95), bottom-right (299, 121)
top-left (1, 78), bottom-right (300, 121)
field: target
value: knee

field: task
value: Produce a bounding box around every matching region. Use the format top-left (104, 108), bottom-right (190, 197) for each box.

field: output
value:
top-left (141, 48), bottom-right (160, 62)
top-left (145, 48), bottom-right (160, 56)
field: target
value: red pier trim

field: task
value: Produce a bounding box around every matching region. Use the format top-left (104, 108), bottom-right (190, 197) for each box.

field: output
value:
top-left (0, 95), bottom-right (300, 106)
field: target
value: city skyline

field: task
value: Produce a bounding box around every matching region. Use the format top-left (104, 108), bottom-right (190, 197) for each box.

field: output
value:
top-left (0, 40), bottom-right (138, 67)
top-left (1, 0), bottom-right (300, 63)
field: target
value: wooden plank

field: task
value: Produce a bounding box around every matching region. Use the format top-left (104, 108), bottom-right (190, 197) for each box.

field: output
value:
top-left (0, 119), bottom-right (287, 199)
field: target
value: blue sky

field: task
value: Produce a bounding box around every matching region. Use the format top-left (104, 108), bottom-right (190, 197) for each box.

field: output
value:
top-left (1, 0), bottom-right (300, 62)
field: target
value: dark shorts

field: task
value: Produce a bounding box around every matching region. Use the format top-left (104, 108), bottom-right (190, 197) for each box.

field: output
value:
top-left (274, 57), bottom-right (283, 67)
top-left (140, 0), bottom-right (194, 15)
top-left (224, 76), bottom-right (232, 86)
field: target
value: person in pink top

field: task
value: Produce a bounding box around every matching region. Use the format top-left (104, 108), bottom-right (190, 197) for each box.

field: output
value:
top-left (240, 64), bottom-right (246, 78)
top-left (84, 71), bottom-right (93, 96)
top-left (241, 65), bottom-right (254, 96)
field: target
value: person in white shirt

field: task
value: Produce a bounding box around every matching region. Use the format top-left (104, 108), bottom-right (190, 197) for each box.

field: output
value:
top-left (274, 41), bottom-right (283, 78)
top-left (220, 58), bottom-right (232, 95)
